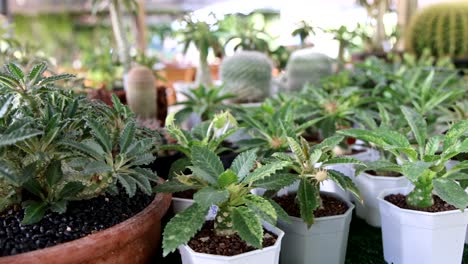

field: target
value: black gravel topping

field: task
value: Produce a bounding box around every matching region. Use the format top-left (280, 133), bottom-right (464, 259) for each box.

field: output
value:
top-left (0, 190), bottom-right (154, 257)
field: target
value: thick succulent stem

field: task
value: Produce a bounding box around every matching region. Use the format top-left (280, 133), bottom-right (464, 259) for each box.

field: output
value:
top-left (214, 206), bottom-right (236, 236)
top-left (406, 178), bottom-right (434, 208)
top-left (196, 53), bottom-right (212, 87)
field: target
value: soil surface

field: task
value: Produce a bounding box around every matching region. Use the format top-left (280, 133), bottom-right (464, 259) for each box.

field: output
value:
top-left (367, 170), bottom-right (402, 177)
top-left (273, 193), bottom-right (349, 218)
top-left (385, 194), bottom-right (457, 212)
top-left (188, 221), bottom-right (277, 256)
top-left (0, 190), bottom-right (154, 257)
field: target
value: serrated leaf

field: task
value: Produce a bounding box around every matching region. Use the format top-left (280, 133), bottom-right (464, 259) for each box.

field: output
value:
top-left (425, 136), bottom-right (442, 156)
top-left (130, 173), bottom-right (152, 195)
top-left (61, 140), bottom-right (103, 160)
top-left (253, 173), bottom-right (297, 191)
top-left (244, 194), bottom-right (277, 225)
top-left (154, 179), bottom-right (193, 193)
top-left (242, 161), bottom-right (290, 184)
top-left (191, 146), bottom-right (223, 185)
top-left (267, 198), bottom-right (291, 223)
top-left (402, 161), bottom-right (431, 183)
top-left (287, 137), bottom-right (306, 164)
top-left (162, 203), bottom-right (208, 256)
top-left (119, 121), bottom-right (136, 153)
top-left (444, 120), bottom-right (468, 151)
top-left (45, 160), bottom-right (63, 187)
top-left (22, 201), bottom-right (47, 225)
top-left (0, 129), bottom-right (42, 147)
top-left (401, 106), bottom-right (427, 149)
top-left (337, 129), bottom-right (386, 146)
top-left (130, 153), bottom-right (156, 166)
top-left (6, 62), bottom-right (24, 80)
top-left (82, 160), bottom-right (112, 176)
top-left (217, 169), bottom-right (238, 188)
top-left (27, 62), bottom-right (46, 85)
top-left (231, 149), bottom-right (257, 181)
top-left (59, 182), bottom-right (85, 199)
top-left (315, 135), bottom-right (345, 151)
top-left (87, 119), bottom-right (111, 152)
top-left (322, 157), bottom-right (365, 167)
top-left (50, 200), bottom-right (68, 214)
top-left (298, 178), bottom-right (319, 227)
top-left (168, 157), bottom-right (190, 179)
top-left (193, 187), bottom-right (229, 207)
top-left (232, 206), bottom-right (263, 248)
top-left (118, 175), bottom-right (137, 196)
top-left (446, 172), bottom-right (468, 180)
top-left (327, 170), bottom-right (361, 201)
top-left (433, 178), bottom-right (468, 210)
top-left (38, 73), bottom-right (74, 86)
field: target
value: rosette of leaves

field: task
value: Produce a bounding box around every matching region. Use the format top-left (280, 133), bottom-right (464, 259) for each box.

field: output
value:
top-left (161, 111), bottom-right (239, 178)
top-left (233, 99), bottom-right (318, 157)
top-left (269, 135), bottom-right (362, 227)
top-left (0, 62), bottom-right (160, 224)
top-left (157, 146), bottom-right (292, 256)
top-left (338, 106), bottom-right (468, 209)
top-left (174, 85), bottom-right (235, 123)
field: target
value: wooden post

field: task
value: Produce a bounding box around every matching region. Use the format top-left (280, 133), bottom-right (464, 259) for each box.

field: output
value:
top-left (396, 0), bottom-right (418, 51)
top-left (135, 0), bottom-right (147, 55)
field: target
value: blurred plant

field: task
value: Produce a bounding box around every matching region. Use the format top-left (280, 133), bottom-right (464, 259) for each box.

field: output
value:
top-left (324, 25), bottom-right (359, 70)
top-left (291, 20), bottom-right (316, 47)
top-left (223, 14), bottom-right (272, 54)
top-left (356, 0), bottom-right (393, 52)
top-left (178, 14), bottom-right (224, 86)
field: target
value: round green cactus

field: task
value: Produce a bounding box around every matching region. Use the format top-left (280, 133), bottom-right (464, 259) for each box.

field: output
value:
top-left (285, 49), bottom-right (333, 92)
top-left (406, 2), bottom-right (468, 59)
top-left (220, 51), bottom-right (272, 103)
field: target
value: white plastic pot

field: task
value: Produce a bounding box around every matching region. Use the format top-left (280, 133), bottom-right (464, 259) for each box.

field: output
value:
top-left (172, 197), bottom-right (194, 214)
top-left (354, 172), bottom-right (410, 227)
top-left (378, 187), bottom-right (468, 264)
top-left (178, 222), bottom-right (284, 264)
top-left (277, 189), bottom-right (354, 264)
top-left (320, 146), bottom-right (379, 201)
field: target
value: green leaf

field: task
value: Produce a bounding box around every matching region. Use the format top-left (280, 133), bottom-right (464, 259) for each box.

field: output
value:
top-left (433, 178), bottom-right (468, 210)
top-left (59, 182), bottom-right (85, 199)
top-left (253, 173), bottom-right (297, 191)
top-left (267, 198), bottom-right (291, 223)
top-left (287, 137), bottom-right (306, 163)
top-left (230, 149), bottom-right (257, 181)
top-left (168, 158), bottom-right (190, 179)
top-left (444, 120), bottom-right (468, 151)
top-left (0, 129), bottom-right (42, 147)
top-left (337, 129), bottom-right (386, 146)
top-left (232, 206), bottom-right (263, 248)
top-left (50, 200), bottom-right (68, 214)
top-left (22, 201), bottom-right (47, 225)
top-left (45, 160), bottom-right (63, 187)
top-left (27, 62), bottom-right (46, 85)
top-left (154, 179), bottom-right (193, 193)
top-left (245, 194), bottom-right (277, 225)
top-left (217, 169), bottom-right (238, 188)
top-left (87, 119), bottom-right (111, 152)
top-left (82, 160), bottom-right (112, 176)
top-left (402, 161), bottom-right (432, 183)
top-left (0, 161), bottom-right (20, 186)
top-left (162, 204), bottom-right (208, 256)
top-left (425, 136), bottom-right (442, 156)
top-left (297, 178), bottom-right (319, 227)
top-left (191, 146), bottom-right (223, 185)
top-left (119, 122), bottom-right (136, 153)
top-left (242, 161), bottom-right (290, 184)
top-left (38, 73), bottom-right (74, 86)
top-left (322, 157), bottom-right (365, 167)
top-left (6, 62), bottom-right (24, 80)
top-left (130, 173), bottom-right (153, 195)
top-left (327, 170), bottom-right (361, 201)
top-left (315, 135), bottom-right (345, 151)
top-left (23, 178), bottom-right (43, 198)
top-left (118, 175), bottom-right (137, 196)
top-left (401, 106), bottom-right (427, 150)
top-left (61, 140), bottom-right (103, 160)
top-left (446, 172), bottom-right (468, 180)
top-left (193, 187), bottom-right (229, 208)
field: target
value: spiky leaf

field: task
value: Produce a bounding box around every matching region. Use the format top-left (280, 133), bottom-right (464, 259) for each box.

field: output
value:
top-left (433, 178), bottom-right (468, 210)
top-left (193, 187), bottom-right (229, 208)
top-left (217, 169), bottom-right (238, 187)
top-left (297, 178), bottom-right (319, 227)
top-left (231, 149), bottom-right (257, 181)
top-left (232, 206), bottom-right (263, 248)
top-left (191, 146), bottom-right (223, 185)
top-left (242, 161), bottom-right (290, 183)
top-left (401, 106), bottom-right (427, 149)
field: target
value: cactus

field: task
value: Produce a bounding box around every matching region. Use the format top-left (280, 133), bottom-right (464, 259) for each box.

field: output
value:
top-left (220, 51), bottom-right (272, 103)
top-left (406, 2), bottom-right (468, 59)
top-left (125, 65), bottom-right (157, 119)
top-left (285, 49), bottom-right (333, 92)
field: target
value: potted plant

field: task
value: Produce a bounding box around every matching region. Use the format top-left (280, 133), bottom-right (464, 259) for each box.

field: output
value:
top-left (157, 146), bottom-right (291, 263)
top-left (291, 20), bottom-right (316, 48)
top-left (161, 112), bottom-right (239, 212)
top-left (0, 63), bottom-right (171, 263)
top-left (262, 135), bottom-right (362, 264)
top-left (339, 106), bottom-right (468, 264)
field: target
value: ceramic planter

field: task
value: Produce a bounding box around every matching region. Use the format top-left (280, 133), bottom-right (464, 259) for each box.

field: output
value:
top-left (178, 223), bottom-right (284, 264)
top-left (0, 178), bottom-right (172, 264)
top-left (320, 146), bottom-right (379, 201)
top-left (354, 172), bottom-right (410, 227)
top-left (277, 190), bottom-right (354, 264)
top-left (378, 187), bottom-right (468, 264)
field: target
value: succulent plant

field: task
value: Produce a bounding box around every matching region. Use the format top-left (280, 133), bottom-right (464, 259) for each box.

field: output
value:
top-left (125, 65), bottom-right (157, 119)
top-left (284, 49), bottom-right (333, 92)
top-left (406, 2), bottom-right (468, 59)
top-left (220, 51), bottom-right (273, 103)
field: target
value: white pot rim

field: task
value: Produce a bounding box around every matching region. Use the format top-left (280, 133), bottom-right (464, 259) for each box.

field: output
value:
top-left (172, 197), bottom-right (194, 202)
top-left (179, 223), bottom-right (284, 260)
top-left (377, 187), bottom-right (464, 216)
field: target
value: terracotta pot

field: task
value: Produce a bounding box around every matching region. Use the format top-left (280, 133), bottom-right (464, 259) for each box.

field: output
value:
top-left (0, 178), bottom-right (172, 264)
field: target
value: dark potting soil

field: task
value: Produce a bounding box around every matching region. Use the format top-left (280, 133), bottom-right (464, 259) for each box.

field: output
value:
top-left (173, 189), bottom-right (195, 199)
top-left (385, 194), bottom-right (457, 212)
top-left (273, 193), bottom-right (349, 218)
top-left (0, 190), bottom-right (154, 257)
top-left (188, 221), bottom-right (277, 256)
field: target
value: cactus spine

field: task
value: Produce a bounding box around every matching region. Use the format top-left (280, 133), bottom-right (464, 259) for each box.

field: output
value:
top-left (220, 51), bottom-right (272, 103)
top-left (406, 2), bottom-right (468, 59)
top-left (285, 49), bottom-right (333, 92)
top-left (125, 65), bottom-right (157, 119)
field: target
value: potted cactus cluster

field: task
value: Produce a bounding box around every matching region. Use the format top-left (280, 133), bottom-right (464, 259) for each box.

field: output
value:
top-left (0, 63), bottom-right (171, 264)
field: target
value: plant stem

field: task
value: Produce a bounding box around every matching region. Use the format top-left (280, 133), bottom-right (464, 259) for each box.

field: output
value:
top-left (109, 0), bottom-right (131, 73)
top-left (214, 206), bottom-right (236, 236)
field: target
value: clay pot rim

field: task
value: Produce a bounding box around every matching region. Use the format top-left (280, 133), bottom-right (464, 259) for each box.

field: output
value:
top-left (0, 177), bottom-right (171, 263)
